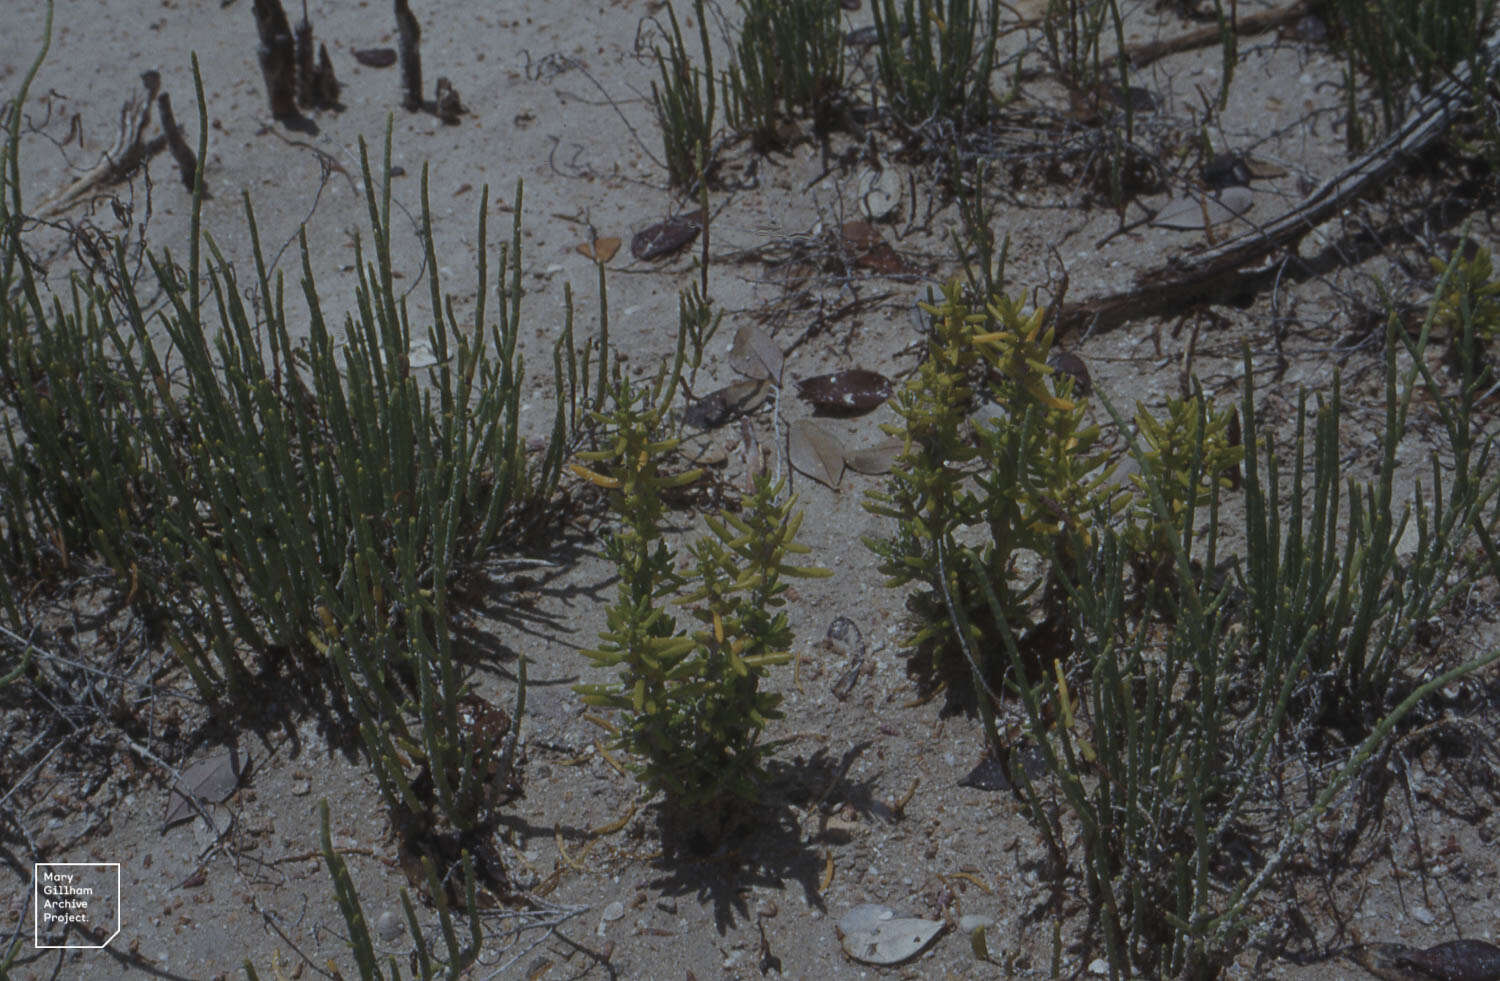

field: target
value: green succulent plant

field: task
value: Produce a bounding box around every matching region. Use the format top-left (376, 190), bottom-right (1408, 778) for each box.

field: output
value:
top-left (575, 378), bottom-right (826, 833)
top-left (866, 280), bottom-right (1118, 718)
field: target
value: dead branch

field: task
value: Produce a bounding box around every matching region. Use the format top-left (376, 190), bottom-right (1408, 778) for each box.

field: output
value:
top-left (1055, 32), bottom-right (1500, 336)
top-left (395, 0), bottom-right (423, 111)
top-left (294, 10), bottom-right (340, 110)
top-left (251, 0), bottom-right (298, 117)
top-left (1126, 2), bottom-right (1311, 70)
top-left (156, 93), bottom-right (200, 193)
top-left (35, 72), bottom-right (164, 218)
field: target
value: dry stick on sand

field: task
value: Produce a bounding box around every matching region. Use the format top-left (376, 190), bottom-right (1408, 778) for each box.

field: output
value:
top-left (155, 92), bottom-right (201, 193)
top-left (394, 0), bottom-right (423, 111)
top-left (293, 3), bottom-right (341, 110)
top-left (314, 42), bottom-right (340, 107)
top-left (294, 9), bottom-right (316, 106)
top-left (252, 0), bottom-right (298, 117)
top-left (1055, 32), bottom-right (1500, 336)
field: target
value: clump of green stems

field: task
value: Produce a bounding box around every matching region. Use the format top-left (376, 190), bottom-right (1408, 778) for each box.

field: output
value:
top-left (651, 0), bottom-right (718, 187)
top-left (1, 59), bottom-right (581, 838)
top-left (870, 0), bottom-right (1002, 135)
top-left (0, 3), bottom-right (153, 627)
top-left (724, 0), bottom-right (847, 147)
top-left (1324, 0), bottom-right (1497, 149)
top-left (1042, 0), bottom-right (1128, 99)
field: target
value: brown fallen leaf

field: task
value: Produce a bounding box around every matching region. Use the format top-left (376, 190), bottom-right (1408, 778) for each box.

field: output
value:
top-left (1243, 156), bottom-right (1289, 180)
top-left (729, 324), bottom-right (784, 382)
top-left (856, 242), bottom-right (916, 276)
top-left (576, 236), bottom-right (621, 263)
top-left (788, 419), bottom-right (846, 488)
top-left (631, 211), bottom-right (703, 261)
top-left (796, 369), bottom-right (893, 416)
top-left (844, 438), bottom-right (902, 475)
top-left (164, 748), bottom-right (245, 828)
top-left (840, 220), bottom-right (884, 252)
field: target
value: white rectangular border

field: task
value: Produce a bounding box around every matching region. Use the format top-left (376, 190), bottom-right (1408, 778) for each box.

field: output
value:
top-left (33, 862), bottom-right (121, 949)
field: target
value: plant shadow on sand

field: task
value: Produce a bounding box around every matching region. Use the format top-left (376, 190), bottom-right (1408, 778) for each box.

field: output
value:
top-left (634, 744), bottom-right (896, 935)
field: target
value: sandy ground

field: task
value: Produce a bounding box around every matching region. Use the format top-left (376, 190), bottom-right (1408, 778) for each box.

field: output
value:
top-left (3, 0), bottom-right (1500, 978)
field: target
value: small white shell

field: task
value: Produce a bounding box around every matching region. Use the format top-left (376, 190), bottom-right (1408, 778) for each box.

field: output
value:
top-left (838, 904), bottom-right (945, 965)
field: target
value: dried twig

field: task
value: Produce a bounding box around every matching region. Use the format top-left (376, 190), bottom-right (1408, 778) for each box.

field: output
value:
top-left (155, 92), bottom-right (200, 193)
top-left (395, 0), bottom-right (423, 111)
top-left (1017, 1), bottom-right (1311, 83)
top-left (294, 12), bottom-right (315, 106)
top-left (251, 0), bottom-right (297, 117)
top-left (293, 5), bottom-right (340, 109)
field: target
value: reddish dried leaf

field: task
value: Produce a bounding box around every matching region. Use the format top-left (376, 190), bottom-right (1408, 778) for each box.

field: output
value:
top-left (796, 369), bottom-right (893, 416)
top-left (788, 419), bottom-right (846, 488)
top-left (457, 694), bottom-right (518, 793)
top-left (630, 211), bottom-right (703, 261)
top-left (856, 242), bottom-right (914, 275)
top-left (352, 47), bottom-right (398, 68)
top-left (840, 220), bottom-right (883, 252)
top-left (730, 324), bottom-right (784, 382)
